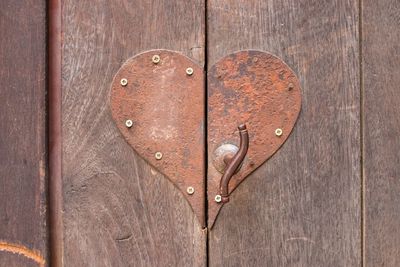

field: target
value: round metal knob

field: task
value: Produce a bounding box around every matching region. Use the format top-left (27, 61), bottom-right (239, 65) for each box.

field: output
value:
top-left (212, 144), bottom-right (239, 174)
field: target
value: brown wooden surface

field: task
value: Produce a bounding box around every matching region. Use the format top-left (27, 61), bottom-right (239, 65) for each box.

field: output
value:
top-left (61, 1), bottom-right (206, 266)
top-left (1, 1), bottom-right (399, 265)
top-left (363, 0), bottom-right (400, 266)
top-left (0, 0), bottom-right (48, 266)
top-left (207, 1), bottom-right (361, 266)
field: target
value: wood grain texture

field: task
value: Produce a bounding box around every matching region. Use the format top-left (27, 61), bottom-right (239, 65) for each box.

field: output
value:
top-left (207, 1), bottom-right (361, 266)
top-left (363, 0), bottom-right (400, 266)
top-left (0, 0), bottom-right (48, 266)
top-left (61, 1), bottom-right (206, 266)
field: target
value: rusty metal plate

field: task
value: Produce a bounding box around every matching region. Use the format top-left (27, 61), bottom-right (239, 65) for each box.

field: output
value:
top-left (207, 50), bottom-right (302, 227)
top-left (110, 50), bottom-right (205, 227)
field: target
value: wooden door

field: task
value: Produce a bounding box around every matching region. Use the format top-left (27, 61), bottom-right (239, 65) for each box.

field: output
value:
top-left (207, 1), bottom-right (361, 265)
top-left (1, 0), bottom-right (400, 266)
top-left (60, 1), bottom-right (206, 266)
top-left (0, 1), bottom-right (47, 266)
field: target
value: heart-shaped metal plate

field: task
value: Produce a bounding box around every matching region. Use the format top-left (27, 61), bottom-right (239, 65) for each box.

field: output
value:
top-left (207, 50), bottom-right (302, 227)
top-left (110, 50), bottom-right (205, 227)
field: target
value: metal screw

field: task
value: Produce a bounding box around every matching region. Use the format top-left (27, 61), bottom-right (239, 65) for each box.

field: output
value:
top-left (120, 78), bottom-right (128, 86)
top-left (125, 119), bottom-right (133, 128)
top-left (152, 55), bottom-right (160, 64)
top-left (288, 83), bottom-right (294, 90)
top-left (275, 128), bottom-right (283, 137)
top-left (215, 195), bottom-right (222, 203)
top-left (187, 186), bottom-right (195, 195)
top-left (186, 67), bottom-right (194, 76)
top-left (155, 152), bottom-right (163, 160)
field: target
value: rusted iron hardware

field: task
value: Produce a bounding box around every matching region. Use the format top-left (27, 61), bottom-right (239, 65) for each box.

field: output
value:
top-left (110, 49), bottom-right (301, 228)
top-left (218, 124), bottom-right (249, 203)
top-left (110, 50), bottom-right (205, 227)
top-left (208, 50), bottom-right (302, 227)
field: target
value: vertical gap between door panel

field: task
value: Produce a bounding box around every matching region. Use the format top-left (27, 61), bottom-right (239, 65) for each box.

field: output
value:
top-left (359, 0), bottom-right (365, 265)
top-left (204, 0), bottom-right (210, 266)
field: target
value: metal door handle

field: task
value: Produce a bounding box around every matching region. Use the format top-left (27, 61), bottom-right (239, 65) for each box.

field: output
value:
top-left (219, 124), bottom-right (249, 203)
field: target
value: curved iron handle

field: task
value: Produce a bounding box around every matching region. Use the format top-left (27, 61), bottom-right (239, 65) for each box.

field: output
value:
top-left (219, 124), bottom-right (249, 203)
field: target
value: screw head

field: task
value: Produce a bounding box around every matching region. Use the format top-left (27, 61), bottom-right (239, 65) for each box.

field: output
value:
top-left (186, 186), bottom-right (195, 195)
top-left (120, 78), bottom-right (128, 86)
top-left (215, 195), bottom-right (222, 203)
top-left (155, 152), bottom-right (163, 160)
top-left (275, 128), bottom-right (283, 137)
top-left (125, 119), bottom-right (133, 128)
top-left (186, 67), bottom-right (194, 76)
top-left (152, 55), bottom-right (160, 64)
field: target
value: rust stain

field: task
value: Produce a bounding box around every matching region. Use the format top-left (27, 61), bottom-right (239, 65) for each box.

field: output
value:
top-left (0, 240), bottom-right (45, 267)
top-left (208, 50), bottom-right (302, 227)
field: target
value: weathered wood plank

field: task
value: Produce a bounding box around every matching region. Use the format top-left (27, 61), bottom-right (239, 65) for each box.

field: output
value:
top-left (207, 1), bottom-right (361, 266)
top-left (0, 0), bottom-right (48, 266)
top-left (363, 0), bottom-right (400, 265)
top-left (61, 1), bottom-right (206, 266)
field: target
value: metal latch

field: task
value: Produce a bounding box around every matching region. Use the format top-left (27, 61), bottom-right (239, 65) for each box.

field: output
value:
top-left (110, 49), bottom-right (301, 228)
